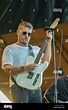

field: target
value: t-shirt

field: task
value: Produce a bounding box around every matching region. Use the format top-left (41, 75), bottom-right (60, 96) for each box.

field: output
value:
top-left (2, 43), bottom-right (49, 87)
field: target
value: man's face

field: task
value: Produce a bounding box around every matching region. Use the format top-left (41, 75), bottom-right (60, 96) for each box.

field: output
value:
top-left (17, 25), bottom-right (32, 46)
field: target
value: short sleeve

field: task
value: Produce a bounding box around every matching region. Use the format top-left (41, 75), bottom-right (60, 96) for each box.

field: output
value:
top-left (2, 46), bottom-right (13, 69)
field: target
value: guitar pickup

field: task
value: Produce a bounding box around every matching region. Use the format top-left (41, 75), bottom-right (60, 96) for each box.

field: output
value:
top-left (32, 74), bottom-right (40, 85)
top-left (27, 72), bottom-right (34, 79)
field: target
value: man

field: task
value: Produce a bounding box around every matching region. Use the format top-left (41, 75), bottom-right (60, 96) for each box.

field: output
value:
top-left (44, 73), bottom-right (68, 103)
top-left (2, 21), bottom-right (52, 103)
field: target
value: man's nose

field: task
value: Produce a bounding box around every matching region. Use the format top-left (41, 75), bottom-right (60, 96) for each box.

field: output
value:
top-left (25, 33), bottom-right (28, 37)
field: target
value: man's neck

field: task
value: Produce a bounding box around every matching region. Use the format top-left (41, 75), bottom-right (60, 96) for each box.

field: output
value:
top-left (16, 41), bottom-right (28, 47)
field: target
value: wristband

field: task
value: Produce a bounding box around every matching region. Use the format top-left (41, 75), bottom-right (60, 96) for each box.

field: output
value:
top-left (21, 66), bottom-right (24, 71)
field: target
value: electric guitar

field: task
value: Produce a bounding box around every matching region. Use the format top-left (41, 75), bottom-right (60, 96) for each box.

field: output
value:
top-left (16, 18), bottom-right (60, 90)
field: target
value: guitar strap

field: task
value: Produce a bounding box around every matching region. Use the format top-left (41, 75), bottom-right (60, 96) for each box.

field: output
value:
top-left (28, 44), bottom-right (35, 57)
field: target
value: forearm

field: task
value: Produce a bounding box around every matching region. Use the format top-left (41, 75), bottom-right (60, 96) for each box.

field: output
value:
top-left (41, 39), bottom-right (52, 63)
top-left (3, 64), bottom-right (24, 75)
top-left (3, 63), bottom-right (37, 75)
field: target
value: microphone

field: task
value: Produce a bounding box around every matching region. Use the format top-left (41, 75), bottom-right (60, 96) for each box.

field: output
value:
top-left (44, 26), bottom-right (61, 32)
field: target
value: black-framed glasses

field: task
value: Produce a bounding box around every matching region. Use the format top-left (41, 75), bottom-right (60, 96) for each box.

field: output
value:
top-left (22, 32), bottom-right (32, 36)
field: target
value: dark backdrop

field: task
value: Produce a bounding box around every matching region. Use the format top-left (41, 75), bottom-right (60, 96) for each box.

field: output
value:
top-left (0, 0), bottom-right (68, 34)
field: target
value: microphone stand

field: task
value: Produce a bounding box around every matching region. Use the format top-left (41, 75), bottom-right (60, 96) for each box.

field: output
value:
top-left (52, 30), bottom-right (58, 103)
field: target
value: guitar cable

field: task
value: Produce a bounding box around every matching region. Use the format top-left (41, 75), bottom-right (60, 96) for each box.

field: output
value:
top-left (57, 29), bottom-right (64, 74)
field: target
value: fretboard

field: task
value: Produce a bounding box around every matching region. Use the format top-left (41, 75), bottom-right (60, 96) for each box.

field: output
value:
top-left (34, 37), bottom-right (49, 64)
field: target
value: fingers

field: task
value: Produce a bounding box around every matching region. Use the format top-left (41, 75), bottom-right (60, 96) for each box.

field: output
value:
top-left (31, 63), bottom-right (37, 68)
top-left (29, 63), bottom-right (37, 71)
top-left (46, 30), bottom-right (52, 35)
top-left (46, 30), bottom-right (52, 40)
top-left (24, 63), bottom-right (37, 72)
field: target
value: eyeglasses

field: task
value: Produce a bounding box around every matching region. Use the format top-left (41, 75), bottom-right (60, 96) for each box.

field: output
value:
top-left (22, 32), bottom-right (32, 36)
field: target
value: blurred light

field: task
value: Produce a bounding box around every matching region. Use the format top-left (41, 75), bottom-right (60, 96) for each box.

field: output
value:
top-left (45, 81), bottom-right (47, 84)
top-left (9, 9), bottom-right (12, 11)
top-left (21, 19), bottom-right (23, 21)
top-left (33, 9), bottom-right (35, 11)
top-left (9, 29), bottom-right (12, 32)
top-left (0, 39), bottom-right (3, 43)
top-left (57, 50), bottom-right (59, 52)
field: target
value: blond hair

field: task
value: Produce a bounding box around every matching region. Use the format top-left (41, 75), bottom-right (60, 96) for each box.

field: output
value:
top-left (17, 21), bottom-right (33, 30)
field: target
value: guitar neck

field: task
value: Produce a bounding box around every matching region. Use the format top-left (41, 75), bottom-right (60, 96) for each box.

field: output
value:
top-left (34, 37), bottom-right (49, 64)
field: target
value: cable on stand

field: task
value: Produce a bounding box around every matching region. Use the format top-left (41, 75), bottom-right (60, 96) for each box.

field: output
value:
top-left (52, 30), bottom-right (58, 103)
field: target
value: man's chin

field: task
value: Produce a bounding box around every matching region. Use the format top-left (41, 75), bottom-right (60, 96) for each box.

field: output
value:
top-left (21, 40), bottom-right (28, 45)
top-left (21, 39), bottom-right (28, 43)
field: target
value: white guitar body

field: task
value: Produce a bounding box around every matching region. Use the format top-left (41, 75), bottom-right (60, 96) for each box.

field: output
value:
top-left (16, 56), bottom-right (48, 90)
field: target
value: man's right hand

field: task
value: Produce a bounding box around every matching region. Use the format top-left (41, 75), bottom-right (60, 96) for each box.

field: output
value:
top-left (24, 63), bottom-right (37, 72)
